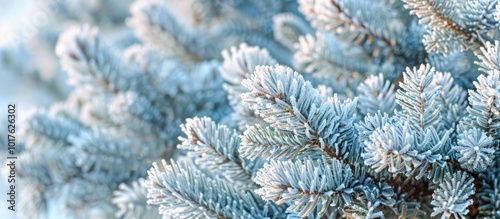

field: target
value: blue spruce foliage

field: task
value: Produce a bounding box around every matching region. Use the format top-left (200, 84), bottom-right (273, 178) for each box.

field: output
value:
top-left (2, 0), bottom-right (500, 218)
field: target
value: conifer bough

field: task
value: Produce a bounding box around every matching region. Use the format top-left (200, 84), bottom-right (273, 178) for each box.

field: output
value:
top-left (8, 0), bottom-right (500, 218)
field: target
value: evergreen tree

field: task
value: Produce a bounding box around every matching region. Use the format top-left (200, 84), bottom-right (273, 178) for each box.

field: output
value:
top-left (4, 0), bottom-right (500, 218)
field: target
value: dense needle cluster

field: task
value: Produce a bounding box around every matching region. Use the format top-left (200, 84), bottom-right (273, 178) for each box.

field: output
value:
top-left (1, 0), bottom-right (499, 218)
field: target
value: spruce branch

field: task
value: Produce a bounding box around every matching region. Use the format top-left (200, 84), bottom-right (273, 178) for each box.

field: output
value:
top-left (178, 117), bottom-right (259, 188)
top-left (396, 64), bottom-right (442, 130)
top-left (403, 0), bottom-right (498, 54)
top-left (14, 0), bottom-right (500, 218)
top-left (477, 171), bottom-right (500, 217)
top-left (293, 32), bottom-right (375, 94)
top-left (342, 177), bottom-right (396, 219)
top-left (467, 70), bottom-right (500, 141)
top-left (356, 111), bottom-right (394, 148)
top-left (112, 178), bottom-right (161, 219)
top-left (298, 0), bottom-right (408, 58)
top-left (254, 157), bottom-right (356, 218)
top-left (221, 43), bottom-right (278, 108)
top-left (128, 0), bottom-right (216, 60)
top-left (431, 171), bottom-right (475, 219)
top-left (17, 146), bottom-right (78, 189)
top-left (431, 71), bottom-right (468, 112)
top-left (362, 120), bottom-right (445, 177)
top-left (112, 91), bottom-right (167, 128)
top-left (56, 25), bottom-right (133, 91)
top-left (273, 13), bottom-right (313, 51)
top-left (68, 130), bottom-right (135, 182)
top-left (430, 71), bottom-right (468, 132)
top-left (476, 41), bottom-right (500, 75)
top-left (144, 160), bottom-right (267, 218)
top-left (220, 43), bottom-right (277, 129)
top-left (426, 51), bottom-right (481, 90)
top-left (24, 109), bottom-right (86, 145)
top-left (241, 64), bottom-right (358, 161)
top-left (240, 124), bottom-right (326, 161)
top-left (462, 1), bottom-right (499, 31)
top-left (357, 74), bottom-right (397, 116)
top-left (453, 128), bottom-right (495, 173)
